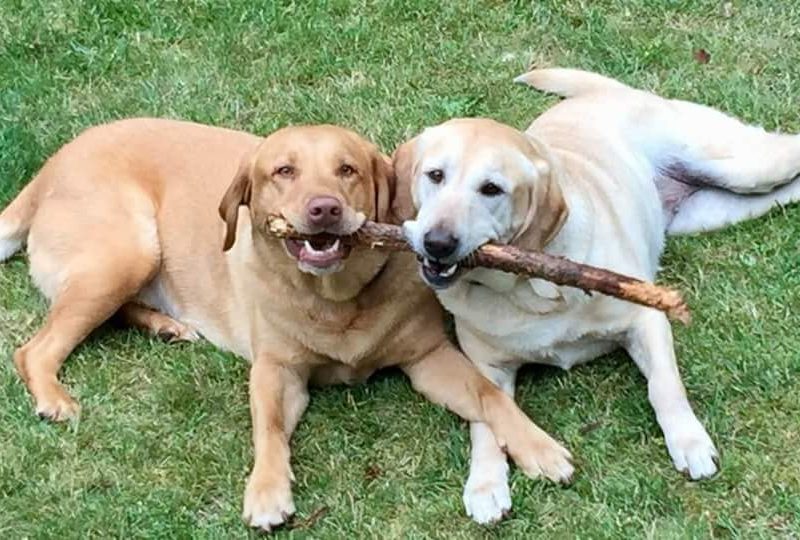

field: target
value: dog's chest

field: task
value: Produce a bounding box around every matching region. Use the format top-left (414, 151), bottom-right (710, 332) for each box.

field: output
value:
top-left (439, 272), bottom-right (572, 333)
top-left (264, 280), bottom-right (419, 369)
top-left (282, 300), bottom-right (388, 361)
top-left (442, 277), bottom-right (631, 369)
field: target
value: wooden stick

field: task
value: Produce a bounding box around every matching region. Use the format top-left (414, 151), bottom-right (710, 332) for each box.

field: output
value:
top-left (264, 216), bottom-right (690, 324)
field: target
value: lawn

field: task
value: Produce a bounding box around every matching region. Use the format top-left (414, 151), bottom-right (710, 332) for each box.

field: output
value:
top-left (2, 1), bottom-right (800, 538)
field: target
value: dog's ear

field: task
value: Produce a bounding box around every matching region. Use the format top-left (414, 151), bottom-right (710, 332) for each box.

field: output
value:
top-left (390, 136), bottom-right (419, 223)
top-left (219, 149), bottom-right (255, 251)
top-left (511, 139), bottom-right (568, 250)
top-left (371, 150), bottom-right (395, 223)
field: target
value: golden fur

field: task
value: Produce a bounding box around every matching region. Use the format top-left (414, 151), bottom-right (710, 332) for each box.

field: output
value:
top-left (1, 118), bottom-right (572, 531)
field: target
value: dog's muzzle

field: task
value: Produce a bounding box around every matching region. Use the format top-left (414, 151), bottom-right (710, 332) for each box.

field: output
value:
top-left (416, 226), bottom-right (465, 289)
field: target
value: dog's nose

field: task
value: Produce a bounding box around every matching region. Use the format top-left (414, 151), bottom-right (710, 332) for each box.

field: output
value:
top-left (423, 227), bottom-right (459, 259)
top-left (307, 196), bottom-right (342, 227)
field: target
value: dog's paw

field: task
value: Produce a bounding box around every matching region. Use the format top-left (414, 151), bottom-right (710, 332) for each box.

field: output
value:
top-left (155, 321), bottom-right (199, 343)
top-left (463, 462), bottom-right (511, 525)
top-left (33, 384), bottom-right (80, 422)
top-left (512, 431), bottom-right (574, 484)
top-left (664, 415), bottom-right (719, 480)
top-left (242, 474), bottom-right (295, 532)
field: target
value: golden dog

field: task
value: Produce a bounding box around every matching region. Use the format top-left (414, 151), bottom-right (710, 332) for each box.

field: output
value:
top-left (1, 118), bottom-right (573, 531)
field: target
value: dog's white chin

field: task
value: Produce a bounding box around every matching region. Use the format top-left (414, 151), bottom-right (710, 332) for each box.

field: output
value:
top-left (298, 260), bottom-right (344, 276)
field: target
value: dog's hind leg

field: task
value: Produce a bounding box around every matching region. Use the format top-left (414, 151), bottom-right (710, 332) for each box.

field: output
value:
top-left (14, 201), bottom-right (159, 421)
top-left (653, 99), bottom-right (800, 234)
top-left (666, 177), bottom-right (800, 234)
top-left (666, 98), bottom-right (800, 194)
top-left (15, 264), bottom-right (156, 421)
top-left (118, 303), bottom-right (199, 343)
top-left (0, 173), bottom-right (42, 262)
top-left (624, 308), bottom-right (718, 480)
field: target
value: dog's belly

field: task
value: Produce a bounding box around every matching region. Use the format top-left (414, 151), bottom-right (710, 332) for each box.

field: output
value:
top-left (135, 273), bottom-right (252, 358)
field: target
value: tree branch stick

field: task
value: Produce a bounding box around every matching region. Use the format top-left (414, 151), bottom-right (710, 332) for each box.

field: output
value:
top-left (263, 216), bottom-right (690, 324)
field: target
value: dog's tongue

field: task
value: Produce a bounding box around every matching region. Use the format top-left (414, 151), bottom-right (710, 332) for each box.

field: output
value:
top-left (300, 238), bottom-right (343, 265)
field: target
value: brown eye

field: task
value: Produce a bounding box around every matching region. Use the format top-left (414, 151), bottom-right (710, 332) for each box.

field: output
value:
top-left (339, 164), bottom-right (356, 177)
top-left (275, 165), bottom-right (294, 177)
top-left (479, 181), bottom-right (504, 197)
top-left (426, 169), bottom-right (444, 184)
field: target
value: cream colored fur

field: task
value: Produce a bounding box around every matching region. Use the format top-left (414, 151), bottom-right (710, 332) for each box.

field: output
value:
top-left (397, 68), bottom-right (800, 524)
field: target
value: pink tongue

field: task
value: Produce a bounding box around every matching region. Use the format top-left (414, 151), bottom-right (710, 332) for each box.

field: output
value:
top-left (300, 244), bottom-right (341, 265)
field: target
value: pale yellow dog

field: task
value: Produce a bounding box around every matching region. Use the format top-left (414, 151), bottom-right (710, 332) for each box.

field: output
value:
top-left (396, 68), bottom-right (800, 523)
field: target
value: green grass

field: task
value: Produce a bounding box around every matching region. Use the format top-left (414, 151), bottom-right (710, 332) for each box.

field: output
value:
top-left (2, 0), bottom-right (800, 537)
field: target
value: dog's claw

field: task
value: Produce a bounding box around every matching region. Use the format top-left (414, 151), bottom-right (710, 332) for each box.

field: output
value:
top-left (156, 330), bottom-right (177, 342)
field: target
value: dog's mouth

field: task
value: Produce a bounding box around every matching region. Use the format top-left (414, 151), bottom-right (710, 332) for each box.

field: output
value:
top-left (284, 234), bottom-right (351, 271)
top-left (418, 256), bottom-right (464, 289)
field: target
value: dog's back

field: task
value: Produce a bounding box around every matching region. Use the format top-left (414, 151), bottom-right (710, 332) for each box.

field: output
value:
top-left (517, 68), bottom-right (800, 235)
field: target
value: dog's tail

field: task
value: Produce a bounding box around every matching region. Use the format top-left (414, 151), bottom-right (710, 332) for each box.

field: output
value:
top-left (514, 68), bottom-right (630, 98)
top-left (0, 175), bottom-right (41, 262)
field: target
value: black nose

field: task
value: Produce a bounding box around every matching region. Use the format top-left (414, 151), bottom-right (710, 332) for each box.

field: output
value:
top-left (423, 227), bottom-right (459, 259)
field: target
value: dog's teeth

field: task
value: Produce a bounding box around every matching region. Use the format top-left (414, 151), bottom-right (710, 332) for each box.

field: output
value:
top-left (303, 238), bottom-right (340, 254)
top-left (423, 258), bottom-right (433, 269)
top-left (441, 264), bottom-right (458, 277)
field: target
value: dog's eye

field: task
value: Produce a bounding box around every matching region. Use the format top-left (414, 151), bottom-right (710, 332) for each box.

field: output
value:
top-left (479, 182), bottom-right (504, 197)
top-left (275, 165), bottom-right (294, 177)
top-left (426, 169), bottom-right (444, 184)
top-left (338, 164), bottom-right (356, 177)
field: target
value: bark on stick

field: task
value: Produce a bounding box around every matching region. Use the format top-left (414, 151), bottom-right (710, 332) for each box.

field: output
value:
top-left (263, 215), bottom-right (691, 324)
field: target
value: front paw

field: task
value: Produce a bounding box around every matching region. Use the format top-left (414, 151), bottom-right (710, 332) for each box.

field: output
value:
top-left (510, 428), bottom-right (574, 484)
top-left (242, 473), bottom-right (295, 532)
top-left (463, 461), bottom-right (511, 524)
top-left (663, 414), bottom-right (719, 480)
top-left (32, 383), bottom-right (81, 422)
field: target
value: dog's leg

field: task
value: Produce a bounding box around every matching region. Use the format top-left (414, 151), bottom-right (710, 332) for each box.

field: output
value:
top-left (650, 99), bottom-right (800, 234)
top-left (402, 342), bottom-right (573, 487)
top-left (667, 98), bottom-right (800, 194)
top-left (464, 366), bottom-right (518, 524)
top-left (242, 357), bottom-right (309, 532)
top-left (624, 308), bottom-right (718, 479)
top-left (455, 327), bottom-right (519, 524)
top-left (13, 190), bottom-right (160, 421)
top-left (118, 303), bottom-right (199, 343)
top-left (14, 265), bottom-right (154, 421)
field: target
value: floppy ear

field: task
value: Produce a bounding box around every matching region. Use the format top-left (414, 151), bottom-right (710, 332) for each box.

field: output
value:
top-left (219, 151), bottom-right (254, 251)
top-left (389, 137), bottom-right (419, 223)
top-left (371, 151), bottom-right (395, 223)
top-left (511, 142), bottom-right (569, 250)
